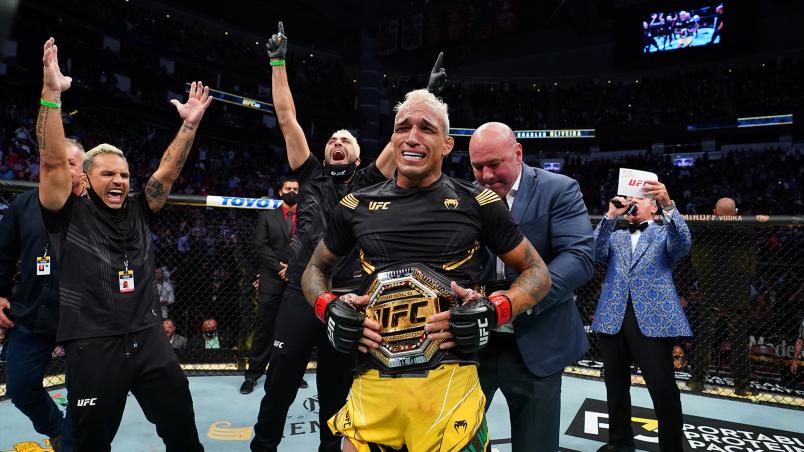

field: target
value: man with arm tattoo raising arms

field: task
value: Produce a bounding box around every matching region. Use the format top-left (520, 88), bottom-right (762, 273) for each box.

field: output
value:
top-left (251, 22), bottom-right (446, 452)
top-left (36, 37), bottom-right (211, 450)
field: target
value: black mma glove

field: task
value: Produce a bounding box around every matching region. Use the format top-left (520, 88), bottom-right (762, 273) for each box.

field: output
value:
top-left (448, 294), bottom-right (512, 353)
top-left (315, 292), bottom-right (365, 354)
top-left (266, 21), bottom-right (288, 60)
top-left (426, 51), bottom-right (447, 95)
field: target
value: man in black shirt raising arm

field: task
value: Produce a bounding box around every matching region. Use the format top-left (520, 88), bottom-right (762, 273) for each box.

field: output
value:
top-left (37, 37), bottom-right (211, 451)
top-left (251, 22), bottom-right (445, 452)
top-left (301, 88), bottom-right (551, 452)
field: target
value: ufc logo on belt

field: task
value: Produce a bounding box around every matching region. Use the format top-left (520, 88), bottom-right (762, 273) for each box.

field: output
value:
top-left (477, 318), bottom-right (489, 346)
top-left (77, 398), bottom-right (97, 407)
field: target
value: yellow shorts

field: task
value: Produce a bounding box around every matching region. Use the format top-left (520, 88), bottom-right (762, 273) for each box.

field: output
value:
top-left (328, 364), bottom-right (489, 452)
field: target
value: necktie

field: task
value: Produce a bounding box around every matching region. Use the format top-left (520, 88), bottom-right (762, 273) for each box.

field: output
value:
top-left (628, 222), bottom-right (649, 233)
top-left (284, 212), bottom-right (294, 238)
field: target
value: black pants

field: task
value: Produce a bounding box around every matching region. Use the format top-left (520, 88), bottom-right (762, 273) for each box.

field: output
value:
top-left (64, 325), bottom-right (203, 452)
top-left (479, 332), bottom-right (562, 452)
top-left (598, 302), bottom-right (683, 452)
top-left (245, 281), bottom-right (285, 380)
top-left (709, 27), bottom-right (721, 44)
top-left (251, 286), bottom-right (353, 452)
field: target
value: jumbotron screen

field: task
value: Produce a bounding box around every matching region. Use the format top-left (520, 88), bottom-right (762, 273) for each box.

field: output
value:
top-left (642, 3), bottom-right (724, 54)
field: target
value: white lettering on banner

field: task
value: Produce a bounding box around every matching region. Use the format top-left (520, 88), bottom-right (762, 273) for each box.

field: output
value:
top-left (206, 196), bottom-right (282, 210)
top-left (584, 411), bottom-right (608, 435)
top-left (634, 433), bottom-right (659, 443)
top-left (681, 425), bottom-right (804, 452)
top-left (572, 399), bottom-right (804, 452)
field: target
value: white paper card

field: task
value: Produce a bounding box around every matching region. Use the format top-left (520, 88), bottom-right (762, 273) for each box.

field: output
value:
top-left (617, 168), bottom-right (658, 198)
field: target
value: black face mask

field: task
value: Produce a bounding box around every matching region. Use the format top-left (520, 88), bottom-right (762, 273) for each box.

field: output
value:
top-left (282, 191), bottom-right (299, 206)
top-left (203, 331), bottom-right (217, 339)
top-left (84, 172), bottom-right (126, 218)
top-left (325, 162), bottom-right (357, 184)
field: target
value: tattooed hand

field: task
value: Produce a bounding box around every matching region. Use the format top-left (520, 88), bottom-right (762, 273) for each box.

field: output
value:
top-left (169, 81), bottom-right (212, 128)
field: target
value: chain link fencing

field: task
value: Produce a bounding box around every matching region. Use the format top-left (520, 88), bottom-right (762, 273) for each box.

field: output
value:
top-left (572, 216), bottom-right (804, 408)
top-left (1, 181), bottom-right (802, 409)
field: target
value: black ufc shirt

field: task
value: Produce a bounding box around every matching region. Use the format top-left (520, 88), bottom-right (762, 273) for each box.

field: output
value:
top-left (325, 175), bottom-right (523, 281)
top-left (42, 193), bottom-right (160, 342)
top-left (287, 153), bottom-right (385, 290)
top-left (324, 175), bottom-right (524, 372)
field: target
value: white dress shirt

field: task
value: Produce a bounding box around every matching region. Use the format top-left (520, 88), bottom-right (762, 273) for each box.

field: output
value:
top-left (629, 207), bottom-right (676, 252)
top-left (495, 169), bottom-right (522, 333)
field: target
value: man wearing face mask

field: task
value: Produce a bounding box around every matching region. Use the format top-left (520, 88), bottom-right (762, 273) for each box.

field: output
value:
top-left (191, 318), bottom-right (232, 350)
top-left (239, 178), bottom-right (308, 394)
top-left (36, 37), bottom-right (209, 450)
top-left (0, 137), bottom-right (86, 452)
top-left (592, 181), bottom-right (692, 452)
top-left (251, 23), bottom-right (446, 452)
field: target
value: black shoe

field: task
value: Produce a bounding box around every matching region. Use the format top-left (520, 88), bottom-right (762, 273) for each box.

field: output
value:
top-left (299, 378), bottom-right (308, 389)
top-left (597, 444), bottom-right (635, 452)
top-left (240, 378), bottom-right (257, 394)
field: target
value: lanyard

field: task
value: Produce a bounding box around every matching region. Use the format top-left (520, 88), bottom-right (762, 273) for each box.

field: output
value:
top-left (118, 214), bottom-right (129, 272)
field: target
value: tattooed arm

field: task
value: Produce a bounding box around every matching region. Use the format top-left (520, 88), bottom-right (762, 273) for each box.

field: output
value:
top-left (498, 238), bottom-right (552, 317)
top-left (146, 81), bottom-right (213, 213)
top-left (37, 38), bottom-right (73, 212)
top-left (301, 240), bottom-right (338, 306)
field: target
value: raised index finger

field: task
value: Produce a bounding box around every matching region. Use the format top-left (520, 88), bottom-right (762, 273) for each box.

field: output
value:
top-left (432, 51), bottom-right (444, 72)
top-left (278, 21), bottom-right (284, 35)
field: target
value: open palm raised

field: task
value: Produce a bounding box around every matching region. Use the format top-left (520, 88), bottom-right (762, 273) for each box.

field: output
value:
top-left (170, 81), bottom-right (213, 126)
top-left (42, 37), bottom-right (72, 93)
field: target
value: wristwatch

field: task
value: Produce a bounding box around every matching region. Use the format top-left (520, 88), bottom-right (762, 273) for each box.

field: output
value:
top-left (662, 200), bottom-right (676, 213)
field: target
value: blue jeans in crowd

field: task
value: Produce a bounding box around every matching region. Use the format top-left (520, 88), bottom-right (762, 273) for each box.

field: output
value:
top-left (5, 322), bottom-right (73, 450)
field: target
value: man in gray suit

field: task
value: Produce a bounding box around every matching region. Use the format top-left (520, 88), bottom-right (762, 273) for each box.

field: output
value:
top-left (240, 178), bottom-right (307, 394)
top-left (469, 122), bottom-right (595, 451)
top-left (163, 318), bottom-right (188, 351)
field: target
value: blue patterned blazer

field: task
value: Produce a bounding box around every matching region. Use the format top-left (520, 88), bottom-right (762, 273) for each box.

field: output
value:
top-left (592, 209), bottom-right (693, 337)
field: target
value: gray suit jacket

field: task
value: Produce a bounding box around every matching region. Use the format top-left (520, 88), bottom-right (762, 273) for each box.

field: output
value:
top-left (485, 164), bottom-right (595, 377)
top-left (170, 334), bottom-right (188, 351)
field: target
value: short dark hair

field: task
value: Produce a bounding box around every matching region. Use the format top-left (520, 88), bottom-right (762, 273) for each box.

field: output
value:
top-left (65, 137), bottom-right (84, 153)
top-left (279, 177), bottom-right (299, 190)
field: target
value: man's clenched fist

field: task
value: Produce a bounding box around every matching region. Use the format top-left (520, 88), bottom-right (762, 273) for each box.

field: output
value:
top-left (266, 21), bottom-right (288, 60)
top-left (448, 294), bottom-right (511, 353)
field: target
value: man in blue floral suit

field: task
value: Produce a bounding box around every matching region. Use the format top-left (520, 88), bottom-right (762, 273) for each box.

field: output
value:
top-left (593, 179), bottom-right (692, 452)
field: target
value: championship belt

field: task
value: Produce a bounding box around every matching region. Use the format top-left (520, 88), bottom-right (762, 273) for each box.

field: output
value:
top-left (359, 264), bottom-right (458, 373)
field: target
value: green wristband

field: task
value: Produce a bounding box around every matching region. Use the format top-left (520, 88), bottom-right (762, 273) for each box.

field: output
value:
top-left (40, 98), bottom-right (61, 109)
top-left (270, 60), bottom-right (286, 66)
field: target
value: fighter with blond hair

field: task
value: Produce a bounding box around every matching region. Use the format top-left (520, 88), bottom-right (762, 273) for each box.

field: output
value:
top-left (302, 87), bottom-right (551, 452)
top-left (251, 22), bottom-right (447, 452)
